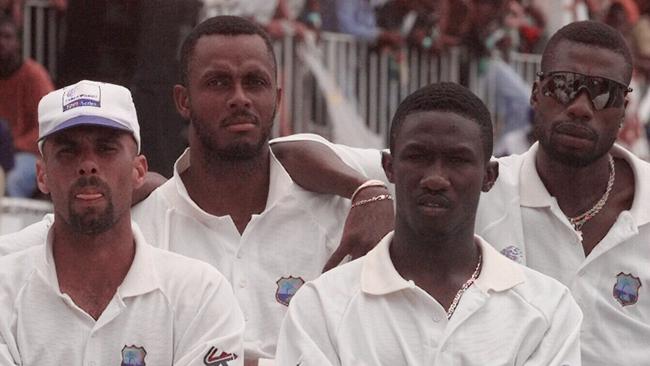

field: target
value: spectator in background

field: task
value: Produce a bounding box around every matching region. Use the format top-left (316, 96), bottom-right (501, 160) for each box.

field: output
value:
top-left (0, 16), bottom-right (54, 197)
top-left (462, 0), bottom-right (534, 150)
top-left (376, 0), bottom-right (459, 53)
top-left (321, 0), bottom-right (402, 48)
top-left (201, 0), bottom-right (319, 40)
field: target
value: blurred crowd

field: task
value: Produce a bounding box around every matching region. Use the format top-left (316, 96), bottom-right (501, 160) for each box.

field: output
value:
top-left (1, 0), bottom-right (650, 200)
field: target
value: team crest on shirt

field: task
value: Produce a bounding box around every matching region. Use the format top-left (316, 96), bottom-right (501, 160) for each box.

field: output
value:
top-left (500, 245), bottom-right (524, 263)
top-left (121, 345), bottom-right (146, 366)
top-left (276, 276), bottom-right (305, 306)
top-left (613, 272), bottom-right (642, 306)
top-left (203, 346), bottom-right (238, 365)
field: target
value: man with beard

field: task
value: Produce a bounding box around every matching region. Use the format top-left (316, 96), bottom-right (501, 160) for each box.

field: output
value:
top-left (0, 80), bottom-right (244, 365)
top-left (130, 16), bottom-right (391, 364)
top-left (271, 20), bottom-right (650, 365)
top-left (275, 82), bottom-right (582, 366)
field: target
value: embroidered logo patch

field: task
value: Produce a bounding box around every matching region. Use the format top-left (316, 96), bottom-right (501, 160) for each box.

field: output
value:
top-left (613, 272), bottom-right (642, 306)
top-left (276, 276), bottom-right (305, 306)
top-left (500, 245), bottom-right (524, 264)
top-left (121, 345), bottom-right (146, 366)
top-left (203, 346), bottom-right (238, 366)
top-left (63, 82), bottom-right (101, 111)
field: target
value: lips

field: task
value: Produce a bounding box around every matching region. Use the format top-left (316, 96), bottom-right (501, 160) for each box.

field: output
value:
top-left (416, 194), bottom-right (451, 209)
top-left (74, 188), bottom-right (105, 201)
top-left (553, 123), bottom-right (596, 140)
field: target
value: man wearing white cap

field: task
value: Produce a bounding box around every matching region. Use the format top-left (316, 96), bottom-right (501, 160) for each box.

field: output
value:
top-left (0, 80), bottom-right (244, 366)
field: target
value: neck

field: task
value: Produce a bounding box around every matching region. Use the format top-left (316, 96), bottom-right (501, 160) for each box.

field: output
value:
top-left (0, 56), bottom-right (21, 78)
top-left (535, 147), bottom-right (613, 217)
top-left (182, 144), bottom-right (271, 219)
top-left (52, 214), bottom-right (135, 275)
top-left (390, 221), bottom-right (479, 282)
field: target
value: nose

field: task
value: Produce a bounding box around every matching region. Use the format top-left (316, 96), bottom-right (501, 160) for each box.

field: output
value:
top-left (228, 82), bottom-right (252, 109)
top-left (77, 151), bottom-right (99, 176)
top-left (420, 161), bottom-right (451, 192)
top-left (565, 90), bottom-right (594, 122)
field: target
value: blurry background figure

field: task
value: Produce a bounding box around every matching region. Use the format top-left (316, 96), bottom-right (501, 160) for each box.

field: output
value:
top-left (130, 0), bottom-right (201, 177)
top-left (201, 0), bottom-right (319, 40)
top-left (0, 15), bottom-right (54, 198)
top-left (321, 0), bottom-right (402, 47)
top-left (462, 0), bottom-right (534, 152)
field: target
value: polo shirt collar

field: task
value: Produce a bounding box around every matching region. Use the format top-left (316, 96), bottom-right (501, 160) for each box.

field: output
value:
top-left (473, 236), bottom-right (525, 293)
top-left (172, 147), bottom-right (294, 216)
top-left (518, 142), bottom-right (552, 208)
top-left (361, 232), bottom-right (413, 295)
top-left (39, 222), bottom-right (160, 299)
top-left (361, 232), bottom-right (524, 295)
top-left (612, 144), bottom-right (650, 226)
top-left (519, 142), bottom-right (650, 226)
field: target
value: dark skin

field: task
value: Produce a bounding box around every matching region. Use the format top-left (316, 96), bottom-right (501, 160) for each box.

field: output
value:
top-left (383, 111), bottom-right (497, 308)
top-left (173, 34), bottom-right (281, 234)
top-left (532, 40), bottom-right (635, 255)
top-left (36, 126), bottom-right (147, 319)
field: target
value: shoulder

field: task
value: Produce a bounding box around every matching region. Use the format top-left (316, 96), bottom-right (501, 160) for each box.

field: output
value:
top-left (292, 258), bottom-right (364, 312)
top-left (132, 178), bottom-right (176, 219)
top-left (511, 263), bottom-right (579, 321)
top-left (0, 246), bottom-right (41, 302)
top-left (0, 215), bottom-right (53, 256)
top-left (19, 60), bottom-right (53, 85)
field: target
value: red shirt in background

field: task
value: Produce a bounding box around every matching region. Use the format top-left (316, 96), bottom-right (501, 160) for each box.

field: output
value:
top-left (0, 59), bottom-right (54, 154)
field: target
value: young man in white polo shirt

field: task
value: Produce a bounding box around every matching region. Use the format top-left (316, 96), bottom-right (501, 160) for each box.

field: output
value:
top-left (0, 80), bottom-right (244, 366)
top-left (272, 21), bottom-right (650, 366)
top-left (275, 83), bottom-right (582, 365)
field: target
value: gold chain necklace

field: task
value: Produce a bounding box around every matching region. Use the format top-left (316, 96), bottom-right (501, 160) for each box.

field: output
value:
top-left (446, 249), bottom-right (482, 319)
top-left (566, 154), bottom-right (615, 241)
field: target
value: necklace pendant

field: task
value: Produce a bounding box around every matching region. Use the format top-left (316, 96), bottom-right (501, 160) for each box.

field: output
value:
top-left (576, 230), bottom-right (583, 242)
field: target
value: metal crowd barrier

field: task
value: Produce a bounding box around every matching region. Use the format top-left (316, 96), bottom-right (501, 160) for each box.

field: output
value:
top-left (21, 1), bottom-right (542, 145)
top-left (23, 0), bottom-right (59, 79)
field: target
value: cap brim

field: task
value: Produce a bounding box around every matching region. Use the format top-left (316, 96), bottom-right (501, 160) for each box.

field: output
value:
top-left (39, 115), bottom-right (133, 142)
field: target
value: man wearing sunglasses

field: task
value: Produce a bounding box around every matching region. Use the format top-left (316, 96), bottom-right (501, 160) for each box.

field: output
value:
top-left (267, 20), bottom-right (650, 365)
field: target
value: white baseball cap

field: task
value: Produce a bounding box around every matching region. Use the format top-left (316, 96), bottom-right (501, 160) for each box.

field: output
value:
top-left (38, 80), bottom-right (141, 153)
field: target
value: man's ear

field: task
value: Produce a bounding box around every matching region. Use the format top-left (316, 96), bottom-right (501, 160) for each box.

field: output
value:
top-left (381, 151), bottom-right (395, 184)
top-left (173, 84), bottom-right (191, 121)
top-left (530, 80), bottom-right (540, 108)
top-left (276, 87), bottom-right (283, 113)
top-left (132, 155), bottom-right (148, 190)
top-left (482, 160), bottom-right (499, 192)
top-left (35, 158), bottom-right (50, 194)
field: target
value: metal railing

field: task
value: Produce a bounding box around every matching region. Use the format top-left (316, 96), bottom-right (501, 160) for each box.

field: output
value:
top-left (21, 0), bottom-right (542, 145)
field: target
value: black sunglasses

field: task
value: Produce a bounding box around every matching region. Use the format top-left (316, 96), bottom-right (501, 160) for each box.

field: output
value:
top-left (537, 71), bottom-right (632, 110)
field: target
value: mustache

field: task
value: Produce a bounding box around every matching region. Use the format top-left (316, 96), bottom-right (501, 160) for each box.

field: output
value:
top-left (69, 176), bottom-right (111, 195)
top-left (221, 110), bottom-right (259, 126)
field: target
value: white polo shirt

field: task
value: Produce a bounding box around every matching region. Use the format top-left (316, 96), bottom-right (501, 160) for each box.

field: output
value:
top-left (129, 148), bottom-right (351, 360)
top-left (272, 135), bottom-right (650, 365)
top-left (276, 232), bottom-right (582, 366)
top-left (476, 143), bottom-right (650, 366)
top-left (0, 223), bottom-right (244, 366)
